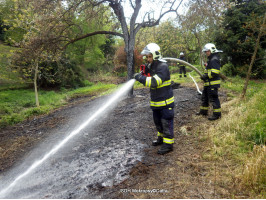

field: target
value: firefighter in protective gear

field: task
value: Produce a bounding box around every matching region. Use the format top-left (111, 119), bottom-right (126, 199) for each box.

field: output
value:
top-left (134, 43), bottom-right (175, 155)
top-left (179, 52), bottom-right (187, 78)
top-left (196, 43), bottom-right (222, 120)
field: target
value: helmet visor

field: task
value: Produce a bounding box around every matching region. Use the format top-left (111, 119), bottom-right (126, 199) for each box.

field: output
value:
top-left (202, 47), bottom-right (210, 52)
top-left (141, 49), bottom-right (151, 55)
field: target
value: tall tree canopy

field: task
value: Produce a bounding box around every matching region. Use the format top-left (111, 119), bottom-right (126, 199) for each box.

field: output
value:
top-left (214, 0), bottom-right (266, 78)
top-left (1, 0), bottom-right (116, 87)
top-left (2, 0), bottom-right (184, 84)
top-left (63, 0), bottom-right (184, 81)
top-left (177, 0), bottom-right (227, 66)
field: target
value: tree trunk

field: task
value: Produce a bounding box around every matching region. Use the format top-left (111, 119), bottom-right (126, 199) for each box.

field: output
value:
top-left (194, 32), bottom-right (204, 70)
top-left (198, 41), bottom-right (202, 68)
top-left (126, 38), bottom-right (135, 80)
top-left (125, 36), bottom-right (136, 96)
top-left (34, 62), bottom-right (40, 107)
top-left (241, 13), bottom-right (266, 99)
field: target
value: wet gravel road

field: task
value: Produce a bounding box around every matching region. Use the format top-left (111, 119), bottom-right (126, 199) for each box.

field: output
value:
top-left (0, 85), bottom-right (201, 198)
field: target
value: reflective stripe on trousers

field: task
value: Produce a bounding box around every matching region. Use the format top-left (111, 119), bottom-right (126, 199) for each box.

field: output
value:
top-left (200, 87), bottom-right (221, 115)
top-left (163, 137), bottom-right (174, 144)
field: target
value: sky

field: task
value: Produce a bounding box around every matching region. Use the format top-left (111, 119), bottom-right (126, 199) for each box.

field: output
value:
top-left (122, 0), bottom-right (189, 23)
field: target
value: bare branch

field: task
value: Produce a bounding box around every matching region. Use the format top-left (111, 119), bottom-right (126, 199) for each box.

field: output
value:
top-left (87, 0), bottom-right (108, 7)
top-left (63, 31), bottom-right (123, 49)
top-left (108, 0), bottom-right (130, 47)
top-left (61, 0), bottom-right (85, 17)
top-left (135, 0), bottom-right (183, 33)
top-left (129, 0), bottom-right (135, 9)
top-left (130, 0), bottom-right (141, 34)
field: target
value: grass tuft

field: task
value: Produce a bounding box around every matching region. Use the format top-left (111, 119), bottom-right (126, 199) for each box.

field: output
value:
top-left (239, 145), bottom-right (265, 195)
top-left (204, 80), bottom-right (265, 197)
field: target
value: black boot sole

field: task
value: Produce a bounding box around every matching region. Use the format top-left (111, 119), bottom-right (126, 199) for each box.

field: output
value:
top-left (208, 117), bottom-right (221, 121)
top-left (157, 148), bottom-right (173, 155)
top-left (196, 113), bottom-right (207, 116)
top-left (152, 142), bottom-right (163, 146)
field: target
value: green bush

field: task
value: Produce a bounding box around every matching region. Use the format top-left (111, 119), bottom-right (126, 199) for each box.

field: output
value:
top-left (221, 62), bottom-right (236, 76)
top-left (82, 80), bottom-right (93, 87)
top-left (36, 59), bottom-right (85, 89)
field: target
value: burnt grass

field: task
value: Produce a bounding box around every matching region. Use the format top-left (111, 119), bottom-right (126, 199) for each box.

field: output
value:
top-left (0, 84), bottom-right (248, 198)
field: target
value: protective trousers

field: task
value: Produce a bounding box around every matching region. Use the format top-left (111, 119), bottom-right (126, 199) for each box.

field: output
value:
top-left (200, 86), bottom-right (221, 116)
top-left (153, 107), bottom-right (174, 145)
top-left (179, 66), bottom-right (187, 77)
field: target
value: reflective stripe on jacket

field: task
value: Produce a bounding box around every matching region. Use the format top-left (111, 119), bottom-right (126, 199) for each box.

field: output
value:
top-left (150, 96), bottom-right (174, 107)
top-left (139, 60), bottom-right (174, 110)
top-left (203, 53), bottom-right (221, 88)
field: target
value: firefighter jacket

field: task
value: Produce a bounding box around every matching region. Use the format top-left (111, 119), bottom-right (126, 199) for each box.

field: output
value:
top-left (203, 53), bottom-right (221, 88)
top-left (179, 56), bottom-right (186, 66)
top-left (138, 60), bottom-right (174, 110)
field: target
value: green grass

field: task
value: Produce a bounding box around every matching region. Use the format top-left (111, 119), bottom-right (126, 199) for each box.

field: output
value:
top-left (68, 82), bottom-right (116, 98)
top-left (220, 76), bottom-right (265, 145)
top-left (204, 76), bottom-right (266, 197)
top-left (0, 43), bottom-right (118, 127)
top-left (222, 76), bottom-right (265, 98)
top-left (0, 83), bottom-right (116, 127)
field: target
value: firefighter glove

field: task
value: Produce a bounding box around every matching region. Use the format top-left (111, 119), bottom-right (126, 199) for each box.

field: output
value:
top-left (134, 72), bottom-right (142, 81)
top-left (200, 74), bottom-right (208, 81)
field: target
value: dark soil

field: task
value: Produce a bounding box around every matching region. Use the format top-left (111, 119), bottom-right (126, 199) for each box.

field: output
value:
top-left (0, 84), bottom-right (245, 198)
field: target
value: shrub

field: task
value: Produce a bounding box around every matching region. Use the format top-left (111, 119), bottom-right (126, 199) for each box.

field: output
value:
top-left (221, 62), bottom-right (236, 76)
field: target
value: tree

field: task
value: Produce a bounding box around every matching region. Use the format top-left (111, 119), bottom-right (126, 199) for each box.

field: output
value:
top-left (63, 0), bottom-right (184, 82)
top-left (156, 20), bottom-right (184, 58)
top-left (242, 13), bottom-right (266, 98)
top-left (177, 0), bottom-right (227, 67)
top-left (135, 20), bottom-right (186, 59)
top-left (3, 0), bottom-right (82, 106)
top-left (3, 0), bottom-right (185, 100)
top-left (0, 12), bottom-right (8, 41)
top-left (0, 0), bottom-right (27, 45)
top-left (113, 45), bottom-right (143, 75)
top-left (214, 0), bottom-right (266, 78)
top-left (7, 0), bottom-right (184, 82)
top-left (2, 0), bottom-right (118, 106)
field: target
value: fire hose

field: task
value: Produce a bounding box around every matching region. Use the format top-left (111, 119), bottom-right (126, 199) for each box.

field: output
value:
top-left (188, 72), bottom-right (202, 95)
top-left (162, 57), bottom-right (203, 94)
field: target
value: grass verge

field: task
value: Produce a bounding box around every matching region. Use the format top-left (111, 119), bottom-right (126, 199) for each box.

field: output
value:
top-left (0, 82), bottom-right (116, 128)
top-left (201, 77), bottom-right (265, 198)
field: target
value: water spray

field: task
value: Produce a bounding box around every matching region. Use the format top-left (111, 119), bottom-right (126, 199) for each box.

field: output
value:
top-left (0, 79), bottom-right (136, 198)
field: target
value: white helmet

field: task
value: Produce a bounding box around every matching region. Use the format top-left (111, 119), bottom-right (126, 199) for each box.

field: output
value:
top-left (180, 52), bottom-right (184, 56)
top-left (202, 43), bottom-right (223, 53)
top-left (141, 43), bottom-right (162, 60)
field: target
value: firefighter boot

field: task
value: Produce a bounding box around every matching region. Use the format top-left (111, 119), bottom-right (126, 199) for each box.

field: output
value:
top-left (208, 113), bottom-right (221, 121)
top-left (157, 143), bottom-right (173, 155)
top-left (152, 136), bottom-right (163, 146)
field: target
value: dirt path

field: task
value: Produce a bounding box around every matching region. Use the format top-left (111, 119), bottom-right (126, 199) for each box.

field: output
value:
top-left (104, 86), bottom-right (233, 199)
top-left (0, 84), bottom-right (233, 198)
